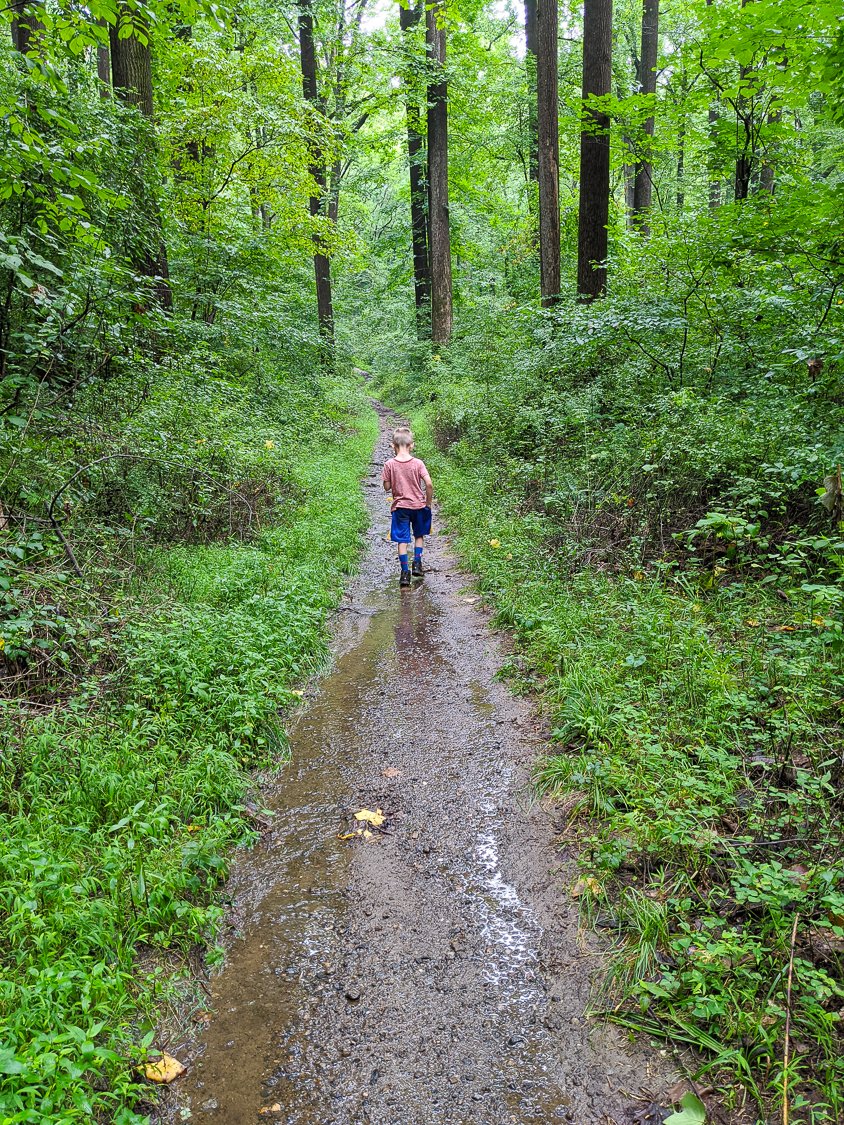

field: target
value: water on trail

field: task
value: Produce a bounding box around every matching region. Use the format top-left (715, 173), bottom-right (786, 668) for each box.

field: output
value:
top-left (160, 408), bottom-right (674, 1125)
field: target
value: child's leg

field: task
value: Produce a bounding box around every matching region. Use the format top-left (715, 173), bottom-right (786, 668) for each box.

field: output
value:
top-left (398, 543), bottom-right (409, 571)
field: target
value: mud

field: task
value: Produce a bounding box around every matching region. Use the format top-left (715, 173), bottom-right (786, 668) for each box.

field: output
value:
top-left (160, 407), bottom-right (676, 1125)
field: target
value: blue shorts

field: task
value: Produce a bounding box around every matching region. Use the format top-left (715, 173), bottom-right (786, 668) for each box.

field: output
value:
top-left (390, 506), bottom-right (432, 543)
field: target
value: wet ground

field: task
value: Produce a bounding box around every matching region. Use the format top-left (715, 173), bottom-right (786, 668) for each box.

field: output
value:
top-left (160, 407), bottom-right (675, 1125)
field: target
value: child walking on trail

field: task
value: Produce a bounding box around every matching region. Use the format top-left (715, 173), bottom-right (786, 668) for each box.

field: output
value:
top-left (382, 426), bottom-right (433, 588)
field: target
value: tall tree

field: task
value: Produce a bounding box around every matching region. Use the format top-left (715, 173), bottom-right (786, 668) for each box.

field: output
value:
top-left (524, 0), bottom-right (539, 187)
top-left (631, 0), bottom-right (658, 233)
top-left (535, 0), bottom-right (559, 304)
top-left (426, 0), bottom-right (452, 346)
top-left (298, 0), bottom-right (334, 351)
top-left (110, 1), bottom-right (172, 310)
top-left (577, 0), bottom-right (612, 301)
top-left (399, 0), bottom-right (431, 338)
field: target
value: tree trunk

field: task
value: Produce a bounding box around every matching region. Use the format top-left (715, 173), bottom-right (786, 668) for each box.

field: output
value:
top-left (536, 0), bottom-right (560, 305)
top-left (708, 102), bottom-right (720, 207)
top-left (110, 9), bottom-right (154, 117)
top-left (426, 1), bottom-right (453, 347)
top-left (110, 3), bottom-right (172, 311)
top-left (524, 0), bottom-right (539, 186)
top-left (631, 0), bottom-right (657, 233)
top-left (758, 106), bottom-right (780, 193)
top-left (400, 0), bottom-right (431, 338)
top-left (298, 0), bottom-right (335, 353)
top-left (10, 0), bottom-right (43, 55)
top-left (577, 0), bottom-right (613, 301)
top-left (96, 18), bottom-right (111, 94)
top-left (676, 116), bottom-right (685, 210)
top-left (733, 0), bottom-right (754, 201)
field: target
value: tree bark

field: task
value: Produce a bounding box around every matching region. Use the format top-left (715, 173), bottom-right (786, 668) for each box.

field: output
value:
top-left (94, 17), bottom-right (111, 95)
top-left (426, 1), bottom-right (453, 347)
top-left (676, 116), bottom-right (685, 210)
top-left (577, 0), bottom-right (613, 301)
top-left (10, 0), bottom-right (43, 55)
top-left (758, 106), bottom-right (781, 194)
top-left (298, 0), bottom-right (335, 353)
top-left (110, 8), bottom-right (154, 117)
top-left (400, 0), bottom-right (431, 338)
top-left (524, 0), bottom-right (539, 186)
top-left (631, 0), bottom-right (657, 233)
top-left (536, 0), bottom-right (560, 305)
top-left (110, 3), bottom-right (172, 310)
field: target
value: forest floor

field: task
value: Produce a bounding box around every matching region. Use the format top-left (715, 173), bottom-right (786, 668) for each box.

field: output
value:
top-left (157, 404), bottom-right (683, 1125)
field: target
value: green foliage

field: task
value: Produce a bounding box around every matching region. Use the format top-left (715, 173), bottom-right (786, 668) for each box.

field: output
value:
top-left (399, 284), bottom-right (844, 1116)
top-left (0, 377), bottom-right (375, 1123)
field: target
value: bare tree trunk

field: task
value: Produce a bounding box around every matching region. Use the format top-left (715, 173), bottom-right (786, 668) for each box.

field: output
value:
top-left (577, 0), bottom-right (613, 301)
top-left (10, 0), bottom-right (43, 54)
top-left (676, 116), bottom-right (685, 210)
top-left (758, 106), bottom-right (780, 193)
top-left (733, 0), bottom-right (754, 201)
top-left (400, 0), bottom-right (431, 338)
top-left (524, 0), bottom-right (539, 186)
top-left (110, 3), bottom-right (172, 311)
top-left (110, 10), bottom-right (154, 117)
top-left (536, 0), bottom-right (560, 305)
top-left (298, 0), bottom-right (334, 353)
top-left (96, 18), bottom-right (111, 95)
top-left (631, 0), bottom-right (658, 233)
top-left (704, 0), bottom-right (720, 208)
top-left (426, 1), bottom-right (453, 347)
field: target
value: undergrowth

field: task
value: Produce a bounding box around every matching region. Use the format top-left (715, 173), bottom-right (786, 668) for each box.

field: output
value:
top-left (391, 290), bottom-right (844, 1123)
top-left (0, 368), bottom-right (376, 1124)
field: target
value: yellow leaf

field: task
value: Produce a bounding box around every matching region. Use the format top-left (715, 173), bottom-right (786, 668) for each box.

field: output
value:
top-left (633, 570), bottom-right (645, 580)
top-left (336, 832), bottom-right (358, 841)
top-left (186, 824), bottom-right (202, 833)
top-left (0, 637), bottom-right (4, 650)
top-left (744, 618), bottom-right (759, 627)
top-left (264, 439), bottom-right (274, 450)
top-left (812, 616), bottom-right (826, 627)
top-left (488, 539), bottom-right (500, 548)
top-left (290, 689), bottom-right (304, 698)
top-left (144, 1052), bottom-right (186, 1084)
top-left (354, 808), bottom-right (385, 827)
top-left (571, 876), bottom-right (602, 898)
top-left (362, 829), bottom-right (374, 839)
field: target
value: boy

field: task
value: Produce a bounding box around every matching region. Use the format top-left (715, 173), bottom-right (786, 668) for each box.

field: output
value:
top-left (382, 426), bottom-right (433, 588)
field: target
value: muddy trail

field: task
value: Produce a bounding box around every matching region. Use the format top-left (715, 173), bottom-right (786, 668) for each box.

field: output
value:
top-left (160, 406), bottom-right (676, 1125)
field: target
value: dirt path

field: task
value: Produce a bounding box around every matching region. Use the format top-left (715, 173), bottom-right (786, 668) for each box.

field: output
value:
top-left (160, 406), bottom-right (675, 1125)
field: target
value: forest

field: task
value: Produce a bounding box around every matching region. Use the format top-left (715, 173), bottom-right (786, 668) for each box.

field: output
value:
top-left (2, 0), bottom-right (844, 1121)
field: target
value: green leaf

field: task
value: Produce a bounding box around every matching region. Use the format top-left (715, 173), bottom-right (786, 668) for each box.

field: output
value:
top-left (664, 1092), bottom-right (707, 1125)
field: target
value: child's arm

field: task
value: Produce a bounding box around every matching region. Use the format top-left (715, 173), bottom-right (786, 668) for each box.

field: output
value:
top-left (422, 468), bottom-right (433, 508)
top-left (382, 463), bottom-right (391, 492)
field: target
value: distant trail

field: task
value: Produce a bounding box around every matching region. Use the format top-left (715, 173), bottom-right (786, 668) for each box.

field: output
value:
top-left (160, 403), bottom-right (675, 1124)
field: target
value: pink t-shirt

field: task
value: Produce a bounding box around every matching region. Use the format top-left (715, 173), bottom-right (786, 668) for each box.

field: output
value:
top-left (382, 457), bottom-right (428, 511)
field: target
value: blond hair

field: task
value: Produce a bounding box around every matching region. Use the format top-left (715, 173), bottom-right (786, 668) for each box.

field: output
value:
top-left (391, 426), bottom-right (414, 451)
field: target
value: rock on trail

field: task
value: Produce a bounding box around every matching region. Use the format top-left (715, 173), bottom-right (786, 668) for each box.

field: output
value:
top-left (159, 406), bottom-right (675, 1125)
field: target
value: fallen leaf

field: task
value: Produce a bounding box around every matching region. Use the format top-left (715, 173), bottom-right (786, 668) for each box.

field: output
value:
top-left (571, 876), bottom-right (602, 898)
top-left (290, 689), bottom-right (304, 698)
top-left (186, 824), bottom-right (202, 833)
top-left (488, 539), bottom-right (500, 548)
top-left (354, 808), bottom-right (385, 827)
top-left (337, 832), bottom-right (358, 841)
top-left (664, 1091), bottom-right (707, 1125)
top-left (362, 829), bottom-right (374, 839)
top-left (382, 766), bottom-right (403, 779)
top-left (144, 1052), bottom-right (186, 1084)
